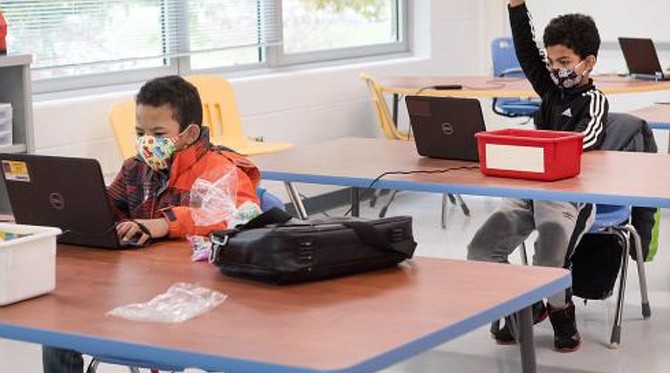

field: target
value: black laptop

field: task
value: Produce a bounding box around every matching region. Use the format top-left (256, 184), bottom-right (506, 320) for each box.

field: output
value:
top-left (405, 96), bottom-right (486, 161)
top-left (618, 37), bottom-right (670, 81)
top-left (0, 153), bottom-right (133, 249)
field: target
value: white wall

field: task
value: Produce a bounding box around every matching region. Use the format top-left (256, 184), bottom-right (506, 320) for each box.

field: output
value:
top-left (31, 0), bottom-right (670, 183)
top-left (33, 0), bottom-right (500, 178)
top-left (521, 0), bottom-right (670, 44)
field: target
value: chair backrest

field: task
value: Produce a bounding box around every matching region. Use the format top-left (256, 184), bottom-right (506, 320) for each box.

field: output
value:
top-left (185, 74), bottom-right (249, 150)
top-left (108, 99), bottom-right (138, 160)
top-left (602, 112), bottom-right (658, 152)
top-left (491, 37), bottom-right (524, 78)
top-left (360, 73), bottom-right (412, 140)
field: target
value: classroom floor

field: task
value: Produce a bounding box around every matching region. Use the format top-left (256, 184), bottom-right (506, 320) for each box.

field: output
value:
top-left (2, 192), bottom-right (669, 373)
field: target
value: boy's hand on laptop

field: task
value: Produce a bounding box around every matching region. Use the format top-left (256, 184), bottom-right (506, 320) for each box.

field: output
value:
top-left (117, 218), bottom-right (169, 245)
top-left (134, 218), bottom-right (170, 239)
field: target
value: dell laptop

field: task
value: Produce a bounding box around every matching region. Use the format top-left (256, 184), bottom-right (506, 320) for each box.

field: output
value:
top-left (618, 37), bottom-right (670, 81)
top-left (405, 96), bottom-right (486, 161)
top-left (0, 153), bottom-right (132, 249)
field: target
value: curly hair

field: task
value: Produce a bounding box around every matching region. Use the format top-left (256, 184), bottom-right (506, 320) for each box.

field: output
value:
top-left (543, 14), bottom-right (600, 59)
top-left (136, 75), bottom-right (203, 131)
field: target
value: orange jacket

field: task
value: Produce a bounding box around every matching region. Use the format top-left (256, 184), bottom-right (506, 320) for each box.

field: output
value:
top-left (108, 129), bottom-right (260, 238)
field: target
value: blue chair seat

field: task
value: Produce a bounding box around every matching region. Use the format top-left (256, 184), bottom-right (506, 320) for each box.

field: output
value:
top-left (590, 204), bottom-right (631, 232)
top-left (494, 99), bottom-right (540, 116)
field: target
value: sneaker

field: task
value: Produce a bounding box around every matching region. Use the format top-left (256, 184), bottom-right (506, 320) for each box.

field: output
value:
top-left (492, 301), bottom-right (548, 345)
top-left (548, 302), bottom-right (581, 352)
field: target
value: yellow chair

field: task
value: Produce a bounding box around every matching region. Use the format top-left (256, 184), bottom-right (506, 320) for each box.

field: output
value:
top-left (185, 74), bottom-right (294, 156)
top-left (108, 99), bottom-right (138, 160)
top-left (360, 73), bottom-right (412, 140)
top-left (360, 73), bottom-right (470, 227)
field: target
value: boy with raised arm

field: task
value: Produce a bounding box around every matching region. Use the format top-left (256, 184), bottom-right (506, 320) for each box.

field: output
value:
top-left (467, 0), bottom-right (607, 352)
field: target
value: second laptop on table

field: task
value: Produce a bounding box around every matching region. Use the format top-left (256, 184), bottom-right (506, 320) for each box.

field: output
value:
top-left (405, 96), bottom-right (487, 162)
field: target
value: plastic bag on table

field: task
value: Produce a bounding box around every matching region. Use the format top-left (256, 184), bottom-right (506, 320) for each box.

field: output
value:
top-left (189, 167), bottom-right (238, 227)
top-left (106, 282), bottom-right (227, 323)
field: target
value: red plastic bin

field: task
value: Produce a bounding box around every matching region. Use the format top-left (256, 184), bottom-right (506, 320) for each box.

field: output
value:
top-left (475, 128), bottom-right (584, 181)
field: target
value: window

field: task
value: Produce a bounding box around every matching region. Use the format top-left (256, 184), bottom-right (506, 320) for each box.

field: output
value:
top-left (282, 0), bottom-right (403, 54)
top-left (1, 0), bottom-right (407, 92)
top-left (2, 0), bottom-right (168, 80)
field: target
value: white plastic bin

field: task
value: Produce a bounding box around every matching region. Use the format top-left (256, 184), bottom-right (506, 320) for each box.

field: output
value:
top-left (0, 223), bottom-right (61, 306)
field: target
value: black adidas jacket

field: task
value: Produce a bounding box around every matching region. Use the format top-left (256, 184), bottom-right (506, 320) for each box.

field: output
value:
top-left (509, 3), bottom-right (608, 150)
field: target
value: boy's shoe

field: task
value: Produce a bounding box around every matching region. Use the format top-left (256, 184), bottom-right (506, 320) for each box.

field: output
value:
top-left (492, 301), bottom-right (548, 345)
top-left (548, 301), bottom-right (581, 352)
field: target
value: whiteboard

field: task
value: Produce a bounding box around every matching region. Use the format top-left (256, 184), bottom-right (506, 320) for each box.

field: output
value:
top-left (525, 0), bottom-right (670, 43)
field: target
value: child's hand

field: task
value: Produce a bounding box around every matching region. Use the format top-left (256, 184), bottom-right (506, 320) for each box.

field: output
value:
top-left (134, 218), bottom-right (170, 239)
top-left (116, 218), bottom-right (169, 245)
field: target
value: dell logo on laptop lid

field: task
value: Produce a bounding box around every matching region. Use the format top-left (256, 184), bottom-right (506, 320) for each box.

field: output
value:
top-left (442, 122), bottom-right (454, 135)
top-left (49, 192), bottom-right (66, 210)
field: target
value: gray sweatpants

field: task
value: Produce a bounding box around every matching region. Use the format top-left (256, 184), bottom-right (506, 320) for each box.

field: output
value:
top-left (467, 199), bottom-right (595, 308)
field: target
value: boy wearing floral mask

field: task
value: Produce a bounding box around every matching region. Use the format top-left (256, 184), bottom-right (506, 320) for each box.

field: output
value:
top-left (42, 75), bottom-right (260, 373)
top-left (467, 1), bottom-right (607, 353)
top-left (110, 75), bottom-right (260, 245)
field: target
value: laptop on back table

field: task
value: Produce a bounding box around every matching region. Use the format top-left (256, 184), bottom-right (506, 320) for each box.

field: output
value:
top-left (405, 96), bottom-right (487, 162)
top-left (618, 37), bottom-right (670, 81)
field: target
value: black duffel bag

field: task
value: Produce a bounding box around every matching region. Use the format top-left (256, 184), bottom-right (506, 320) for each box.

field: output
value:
top-left (209, 208), bottom-right (417, 284)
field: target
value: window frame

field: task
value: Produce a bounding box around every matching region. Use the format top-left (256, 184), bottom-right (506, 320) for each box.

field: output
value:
top-left (29, 0), bottom-right (410, 94)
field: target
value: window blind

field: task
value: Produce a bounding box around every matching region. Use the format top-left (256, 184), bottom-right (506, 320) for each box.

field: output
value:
top-left (0, 0), bottom-right (280, 74)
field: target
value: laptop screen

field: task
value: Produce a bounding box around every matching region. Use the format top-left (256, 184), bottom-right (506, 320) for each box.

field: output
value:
top-left (0, 154), bottom-right (123, 249)
top-left (618, 37), bottom-right (664, 77)
top-left (405, 96), bottom-right (486, 162)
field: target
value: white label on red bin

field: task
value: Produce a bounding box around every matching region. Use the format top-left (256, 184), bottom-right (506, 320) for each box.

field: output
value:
top-left (485, 144), bottom-right (545, 173)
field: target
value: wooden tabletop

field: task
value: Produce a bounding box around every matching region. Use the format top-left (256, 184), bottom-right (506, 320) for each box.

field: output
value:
top-left (254, 137), bottom-right (670, 208)
top-left (0, 243), bottom-right (569, 372)
top-left (630, 104), bottom-right (670, 129)
top-left (378, 75), bottom-right (670, 98)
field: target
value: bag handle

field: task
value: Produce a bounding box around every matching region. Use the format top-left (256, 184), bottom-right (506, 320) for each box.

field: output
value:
top-left (341, 221), bottom-right (413, 258)
top-left (238, 207), bottom-right (294, 230)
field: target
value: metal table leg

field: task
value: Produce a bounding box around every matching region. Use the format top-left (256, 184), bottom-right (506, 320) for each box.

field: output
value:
top-left (351, 188), bottom-right (360, 217)
top-left (284, 181), bottom-right (308, 220)
top-left (518, 306), bottom-right (536, 373)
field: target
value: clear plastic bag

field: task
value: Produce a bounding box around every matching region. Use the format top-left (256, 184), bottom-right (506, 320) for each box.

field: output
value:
top-left (190, 167), bottom-right (239, 227)
top-left (106, 283), bottom-right (227, 323)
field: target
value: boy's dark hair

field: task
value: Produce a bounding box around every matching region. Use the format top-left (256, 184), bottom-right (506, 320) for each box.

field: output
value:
top-left (136, 75), bottom-right (203, 131)
top-left (543, 14), bottom-right (600, 59)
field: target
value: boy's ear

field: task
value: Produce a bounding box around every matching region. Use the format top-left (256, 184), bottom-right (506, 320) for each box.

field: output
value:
top-left (186, 124), bottom-right (201, 145)
top-left (585, 55), bottom-right (597, 72)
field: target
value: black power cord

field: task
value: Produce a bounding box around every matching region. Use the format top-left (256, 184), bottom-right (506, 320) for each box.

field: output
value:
top-left (343, 165), bottom-right (480, 217)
